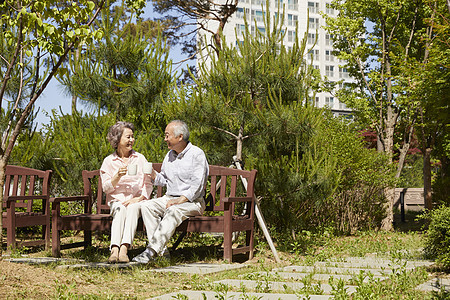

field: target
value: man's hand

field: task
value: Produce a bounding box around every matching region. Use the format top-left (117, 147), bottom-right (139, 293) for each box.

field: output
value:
top-left (166, 196), bottom-right (188, 208)
top-left (123, 195), bottom-right (145, 207)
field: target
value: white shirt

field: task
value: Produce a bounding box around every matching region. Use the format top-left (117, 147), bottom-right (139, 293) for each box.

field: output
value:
top-left (154, 142), bottom-right (209, 202)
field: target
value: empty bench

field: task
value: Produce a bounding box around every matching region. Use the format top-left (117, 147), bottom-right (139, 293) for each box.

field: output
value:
top-left (2, 165), bottom-right (52, 250)
top-left (51, 164), bottom-right (257, 261)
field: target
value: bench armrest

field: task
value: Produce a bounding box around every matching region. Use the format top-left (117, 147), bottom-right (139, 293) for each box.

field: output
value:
top-left (50, 195), bottom-right (90, 203)
top-left (6, 195), bottom-right (49, 203)
top-left (222, 196), bottom-right (254, 203)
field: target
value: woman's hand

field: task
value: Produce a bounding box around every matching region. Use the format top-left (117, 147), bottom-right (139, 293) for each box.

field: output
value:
top-left (111, 166), bottom-right (127, 187)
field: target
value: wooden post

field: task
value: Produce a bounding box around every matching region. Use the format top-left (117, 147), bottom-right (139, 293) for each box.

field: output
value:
top-left (233, 156), bottom-right (281, 263)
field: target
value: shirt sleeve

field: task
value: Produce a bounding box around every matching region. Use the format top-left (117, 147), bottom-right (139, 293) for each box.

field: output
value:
top-left (100, 156), bottom-right (115, 195)
top-left (153, 153), bottom-right (169, 187)
top-left (182, 150), bottom-right (209, 202)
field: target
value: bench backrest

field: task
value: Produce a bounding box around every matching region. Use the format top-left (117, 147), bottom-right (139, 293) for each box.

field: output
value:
top-left (3, 165), bottom-right (52, 210)
top-left (81, 163), bottom-right (257, 216)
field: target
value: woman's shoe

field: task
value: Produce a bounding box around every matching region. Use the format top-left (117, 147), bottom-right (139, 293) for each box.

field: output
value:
top-left (108, 252), bottom-right (119, 263)
top-left (118, 244), bottom-right (130, 263)
top-left (118, 253), bottom-right (130, 263)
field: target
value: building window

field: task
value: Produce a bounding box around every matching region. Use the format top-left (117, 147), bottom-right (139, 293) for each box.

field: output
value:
top-left (288, 0), bottom-right (298, 10)
top-left (326, 3), bottom-right (334, 14)
top-left (308, 2), bottom-right (319, 13)
top-left (313, 65), bottom-right (319, 69)
top-left (339, 67), bottom-right (349, 78)
top-left (309, 18), bottom-right (319, 30)
top-left (325, 96), bottom-right (334, 107)
top-left (258, 26), bottom-right (266, 34)
top-left (251, 10), bottom-right (265, 22)
top-left (287, 30), bottom-right (296, 42)
top-left (325, 50), bottom-right (334, 61)
top-left (308, 49), bottom-right (319, 61)
top-left (307, 33), bottom-right (317, 44)
top-left (325, 65), bottom-right (334, 77)
top-left (325, 34), bottom-right (334, 46)
top-left (236, 24), bottom-right (246, 36)
top-left (252, 0), bottom-right (267, 5)
top-left (287, 14), bottom-right (298, 26)
top-left (236, 7), bottom-right (250, 19)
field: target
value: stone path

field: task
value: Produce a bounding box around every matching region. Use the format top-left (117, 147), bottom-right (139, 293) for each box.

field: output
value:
top-left (150, 256), bottom-right (436, 299)
top-left (6, 255), bottom-right (447, 298)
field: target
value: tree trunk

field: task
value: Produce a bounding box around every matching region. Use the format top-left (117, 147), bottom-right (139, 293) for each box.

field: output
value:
top-left (235, 123), bottom-right (244, 161)
top-left (395, 125), bottom-right (415, 178)
top-left (423, 147), bottom-right (433, 210)
top-left (380, 109), bottom-right (397, 231)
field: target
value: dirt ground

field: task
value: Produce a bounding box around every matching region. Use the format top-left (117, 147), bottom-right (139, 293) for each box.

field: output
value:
top-left (0, 259), bottom-right (68, 299)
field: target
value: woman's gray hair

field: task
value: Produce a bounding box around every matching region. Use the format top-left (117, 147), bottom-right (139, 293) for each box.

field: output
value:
top-left (107, 121), bottom-right (135, 149)
top-left (170, 120), bottom-right (190, 142)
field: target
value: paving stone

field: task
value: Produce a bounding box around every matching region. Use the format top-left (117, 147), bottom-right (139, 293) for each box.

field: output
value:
top-left (323, 257), bottom-right (434, 268)
top-left (150, 290), bottom-right (333, 299)
top-left (416, 277), bottom-right (450, 292)
top-left (276, 265), bottom-right (404, 276)
top-left (314, 260), bottom-right (432, 269)
top-left (150, 262), bottom-right (247, 274)
top-left (56, 261), bottom-right (140, 270)
top-left (254, 271), bottom-right (387, 283)
top-left (213, 279), bottom-right (357, 294)
top-left (6, 257), bottom-right (81, 265)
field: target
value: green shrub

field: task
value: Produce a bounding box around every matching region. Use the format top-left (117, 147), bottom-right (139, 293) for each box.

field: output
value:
top-left (423, 205), bottom-right (450, 268)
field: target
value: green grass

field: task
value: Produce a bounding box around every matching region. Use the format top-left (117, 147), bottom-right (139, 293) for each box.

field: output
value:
top-left (0, 227), bottom-right (443, 299)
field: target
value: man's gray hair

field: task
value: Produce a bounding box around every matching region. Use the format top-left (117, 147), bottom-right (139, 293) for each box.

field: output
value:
top-left (170, 120), bottom-right (190, 142)
top-left (107, 121), bottom-right (135, 149)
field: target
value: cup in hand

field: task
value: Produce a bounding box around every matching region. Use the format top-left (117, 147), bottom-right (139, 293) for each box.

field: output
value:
top-left (128, 164), bottom-right (137, 176)
top-left (143, 162), bottom-right (153, 174)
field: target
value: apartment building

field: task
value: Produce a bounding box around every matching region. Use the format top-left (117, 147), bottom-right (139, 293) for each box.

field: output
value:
top-left (197, 0), bottom-right (353, 117)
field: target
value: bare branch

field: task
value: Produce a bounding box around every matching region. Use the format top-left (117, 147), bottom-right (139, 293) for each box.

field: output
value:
top-left (211, 126), bottom-right (238, 139)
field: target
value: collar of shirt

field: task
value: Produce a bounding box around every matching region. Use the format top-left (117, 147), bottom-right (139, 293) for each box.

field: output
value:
top-left (111, 150), bottom-right (138, 162)
top-left (169, 142), bottom-right (191, 160)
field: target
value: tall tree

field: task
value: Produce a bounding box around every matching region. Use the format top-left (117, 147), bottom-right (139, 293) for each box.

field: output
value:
top-left (0, 0), bottom-right (145, 256)
top-left (58, 0), bottom-right (175, 130)
top-left (324, 0), bottom-right (432, 230)
top-left (164, 8), bottom-right (320, 164)
top-left (413, 0), bottom-right (450, 208)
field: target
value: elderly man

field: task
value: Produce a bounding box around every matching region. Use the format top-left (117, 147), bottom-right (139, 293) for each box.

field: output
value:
top-left (132, 120), bottom-right (209, 263)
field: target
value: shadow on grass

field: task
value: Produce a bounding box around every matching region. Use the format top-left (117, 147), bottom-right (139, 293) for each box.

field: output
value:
top-left (393, 209), bottom-right (428, 233)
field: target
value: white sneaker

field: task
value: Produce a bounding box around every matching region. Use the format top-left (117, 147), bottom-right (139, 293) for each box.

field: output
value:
top-left (132, 248), bottom-right (155, 263)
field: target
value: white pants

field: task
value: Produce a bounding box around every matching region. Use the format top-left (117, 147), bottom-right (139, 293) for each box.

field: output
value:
top-left (140, 195), bottom-right (205, 255)
top-left (109, 201), bottom-right (141, 249)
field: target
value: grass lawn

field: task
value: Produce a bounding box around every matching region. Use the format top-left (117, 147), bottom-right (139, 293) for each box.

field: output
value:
top-left (0, 212), bottom-right (447, 299)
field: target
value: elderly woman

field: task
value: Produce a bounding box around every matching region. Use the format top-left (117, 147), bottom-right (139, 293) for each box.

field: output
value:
top-left (100, 121), bottom-right (152, 263)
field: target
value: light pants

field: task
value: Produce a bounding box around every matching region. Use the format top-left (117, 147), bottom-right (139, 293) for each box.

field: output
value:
top-left (109, 201), bottom-right (141, 249)
top-left (140, 195), bottom-right (205, 255)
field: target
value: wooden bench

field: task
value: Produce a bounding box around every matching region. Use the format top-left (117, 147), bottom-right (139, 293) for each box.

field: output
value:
top-left (2, 165), bottom-right (52, 250)
top-left (51, 164), bottom-right (257, 261)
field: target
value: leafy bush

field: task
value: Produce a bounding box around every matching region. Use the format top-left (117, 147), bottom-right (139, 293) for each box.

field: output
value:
top-left (422, 205), bottom-right (450, 268)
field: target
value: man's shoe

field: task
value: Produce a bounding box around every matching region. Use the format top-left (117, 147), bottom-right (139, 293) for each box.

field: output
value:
top-left (162, 247), bottom-right (170, 259)
top-left (132, 248), bottom-right (155, 263)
